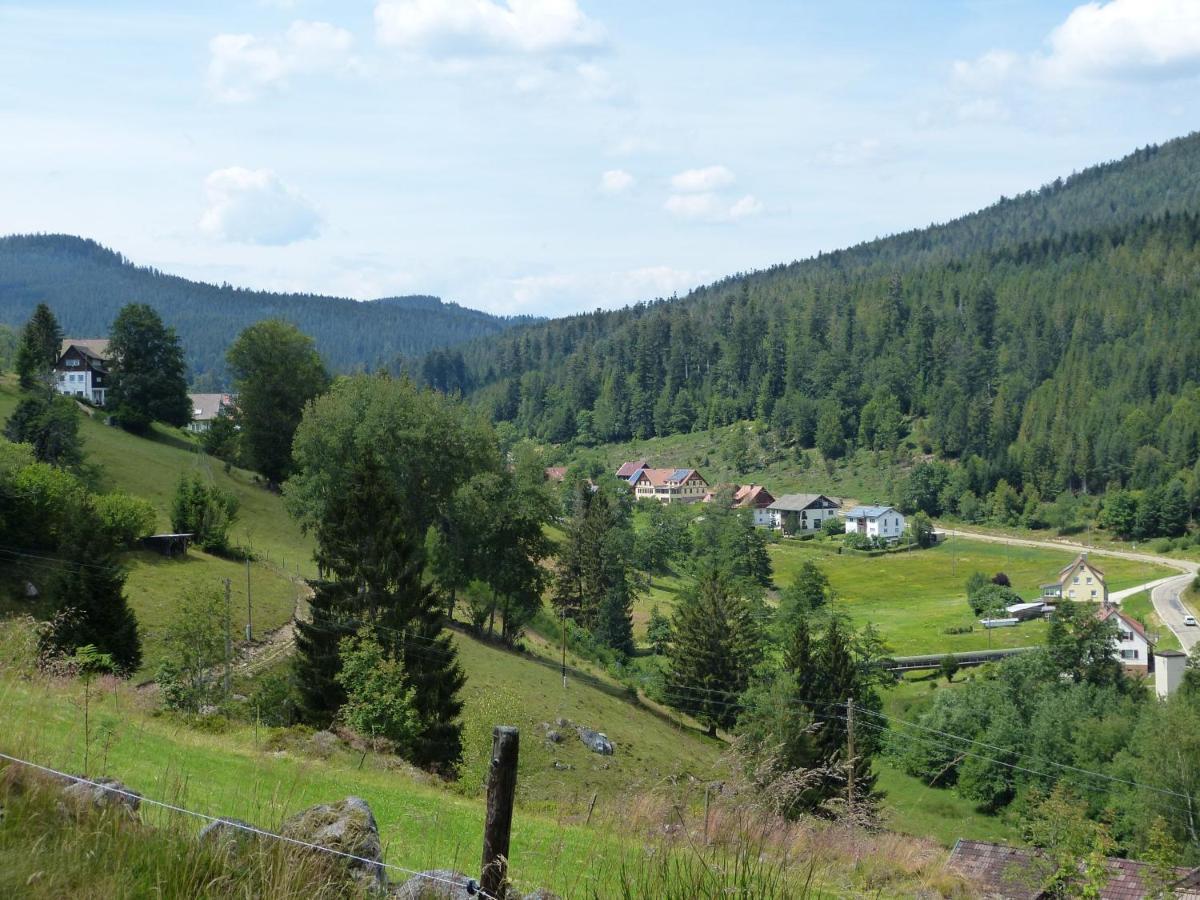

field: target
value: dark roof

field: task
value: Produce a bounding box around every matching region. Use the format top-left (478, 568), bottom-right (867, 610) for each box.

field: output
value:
top-left (767, 493), bottom-right (836, 512)
top-left (947, 840), bottom-right (1193, 899)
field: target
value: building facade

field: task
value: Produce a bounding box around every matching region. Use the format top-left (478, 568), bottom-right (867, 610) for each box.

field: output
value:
top-left (844, 505), bottom-right (905, 541)
top-left (628, 467), bottom-right (709, 503)
top-left (1057, 553), bottom-right (1108, 603)
top-left (767, 493), bottom-right (839, 534)
top-left (54, 339), bottom-right (110, 406)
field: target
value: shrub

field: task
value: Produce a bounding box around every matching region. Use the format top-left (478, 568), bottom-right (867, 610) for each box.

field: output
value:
top-left (170, 473), bottom-right (238, 553)
top-left (93, 492), bottom-right (157, 548)
top-left (335, 627), bottom-right (419, 749)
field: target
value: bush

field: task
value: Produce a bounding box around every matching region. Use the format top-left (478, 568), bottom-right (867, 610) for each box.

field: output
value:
top-left (170, 473), bottom-right (238, 553)
top-left (93, 492), bottom-right (157, 548)
top-left (822, 517), bottom-right (844, 537)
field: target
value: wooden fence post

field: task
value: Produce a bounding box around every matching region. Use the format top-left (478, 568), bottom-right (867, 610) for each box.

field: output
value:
top-left (481, 726), bottom-right (519, 899)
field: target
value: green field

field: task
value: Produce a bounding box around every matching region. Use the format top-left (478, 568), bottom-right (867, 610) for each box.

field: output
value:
top-left (768, 537), bottom-right (1171, 656)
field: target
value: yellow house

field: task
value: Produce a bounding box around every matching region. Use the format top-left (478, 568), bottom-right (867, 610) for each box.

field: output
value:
top-left (1054, 553), bottom-right (1108, 603)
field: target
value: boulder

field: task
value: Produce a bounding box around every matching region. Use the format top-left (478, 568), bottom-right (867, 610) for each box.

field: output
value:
top-left (390, 869), bottom-right (476, 899)
top-left (576, 727), bottom-right (614, 756)
top-left (59, 777), bottom-right (141, 820)
top-left (198, 817), bottom-right (260, 853)
top-left (280, 796), bottom-right (385, 889)
top-left (23, 581), bottom-right (38, 599)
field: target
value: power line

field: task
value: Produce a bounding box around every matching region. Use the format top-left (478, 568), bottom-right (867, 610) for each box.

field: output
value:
top-left (0, 750), bottom-right (498, 900)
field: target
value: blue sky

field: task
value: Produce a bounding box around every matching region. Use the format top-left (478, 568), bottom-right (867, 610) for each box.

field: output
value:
top-left (2, 0), bottom-right (1199, 316)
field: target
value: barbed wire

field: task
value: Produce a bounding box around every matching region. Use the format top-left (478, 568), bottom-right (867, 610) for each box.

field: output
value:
top-left (0, 750), bottom-right (499, 900)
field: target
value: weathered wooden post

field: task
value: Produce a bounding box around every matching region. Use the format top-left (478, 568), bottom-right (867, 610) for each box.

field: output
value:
top-left (481, 726), bottom-right (519, 899)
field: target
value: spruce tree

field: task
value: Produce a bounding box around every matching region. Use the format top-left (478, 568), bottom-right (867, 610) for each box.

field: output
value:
top-left (107, 303), bottom-right (191, 433)
top-left (16, 303), bottom-right (62, 390)
top-left (664, 568), bottom-right (762, 736)
top-left (292, 578), bottom-right (357, 724)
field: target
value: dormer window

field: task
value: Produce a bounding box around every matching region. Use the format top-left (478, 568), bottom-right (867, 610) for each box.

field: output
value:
top-left (65, 358), bottom-right (80, 367)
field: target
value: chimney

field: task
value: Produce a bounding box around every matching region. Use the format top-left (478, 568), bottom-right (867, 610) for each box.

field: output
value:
top-left (1155, 650), bottom-right (1188, 699)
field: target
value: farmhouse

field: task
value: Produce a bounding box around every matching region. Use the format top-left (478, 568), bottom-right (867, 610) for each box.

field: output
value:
top-left (844, 505), bottom-right (905, 541)
top-left (1096, 605), bottom-right (1152, 675)
top-left (628, 467), bottom-right (709, 504)
top-left (767, 493), bottom-right (839, 534)
top-left (54, 339), bottom-right (110, 406)
top-left (186, 393), bottom-right (232, 434)
top-left (1047, 552), bottom-right (1108, 603)
top-left (731, 484), bottom-right (777, 527)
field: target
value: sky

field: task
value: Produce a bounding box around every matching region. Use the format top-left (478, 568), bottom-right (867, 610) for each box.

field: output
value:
top-left (2, 0), bottom-right (1200, 317)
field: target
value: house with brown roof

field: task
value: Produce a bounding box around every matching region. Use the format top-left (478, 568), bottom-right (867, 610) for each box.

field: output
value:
top-left (628, 467), bottom-right (708, 504)
top-left (1096, 605), bottom-right (1153, 675)
top-left (1046, 553), bottom-right (1108, 603)
top-left (54, 339), bottom-right (110, 406)
top-left (615, 459), bottom-right (648, 479)
top-left (732, 484), bottom-right (776, 527)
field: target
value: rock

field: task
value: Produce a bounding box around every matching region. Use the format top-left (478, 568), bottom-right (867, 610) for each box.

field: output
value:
top-left (544, 730), bottom-right (563, 744)
top-left (554, 717), bottom-right (570, 728)
top-left (520, 891), bottom-right (562, 900)
top-left (552, 761), bottom-right (571, 770)
top-left (198, 817), bottom-right (259, 853)
top-left (280, 796), bottom-right (385, 889)
top-left (576, 726), bottom-right (614, 756)
top-left (59, 777), bottom-right (141, 820)
top-left (389, 869), bottom-right (477, 899)
top-left (23, 581), bottom-right (38, 599)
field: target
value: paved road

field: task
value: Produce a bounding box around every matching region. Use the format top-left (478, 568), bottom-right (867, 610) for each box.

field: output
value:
top-left (941, 528), bottom-right (1199, 651)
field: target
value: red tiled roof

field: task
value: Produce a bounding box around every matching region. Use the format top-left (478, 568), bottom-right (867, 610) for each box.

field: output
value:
top-left (732, 484), bottom-right (775, 508)
top-left (1096, 604), bottom-right (1148, 641)
top-left (947, 839), bottom-right (1192, 899)
top-left (615, 460), bottom-right (648, 478)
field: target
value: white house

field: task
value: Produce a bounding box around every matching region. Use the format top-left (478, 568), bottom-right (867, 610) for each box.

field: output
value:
top-left (54, 339), bottom-right (110, 406)
top-left (731, 485), bottom-right (777, 527)
top-left (186, 393), bottom-right (233, 434)
top-left (1096, 605), bottom-right (1151, 675)
top-left (767, 493), bottom-right (840, 534)
top-left (844, 505), bottom-right (905, 541)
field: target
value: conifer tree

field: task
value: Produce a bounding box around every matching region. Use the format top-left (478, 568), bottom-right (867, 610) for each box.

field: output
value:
top-left (15, 303), bottom-right (62, 390)
top-left (107, 303), bottom-right (191, 433)
top-left (664, 567), bottom-right (762, 736)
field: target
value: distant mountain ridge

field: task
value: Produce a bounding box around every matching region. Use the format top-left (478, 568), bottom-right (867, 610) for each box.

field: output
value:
top-left (0, 234), bottom-right (534, 383)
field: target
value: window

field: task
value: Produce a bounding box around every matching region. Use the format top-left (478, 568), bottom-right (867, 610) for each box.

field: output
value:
top-left (1087, 576), bottom-right (1092, 584)
top-left (1119, 649), bottom-right (1138, 660)
top-left (65, 358), bottom-right (80, 367)
top-left (1118, 630), bottom-right (1133, 641)
top-left (1074, 576), bottom-right (1080, 584)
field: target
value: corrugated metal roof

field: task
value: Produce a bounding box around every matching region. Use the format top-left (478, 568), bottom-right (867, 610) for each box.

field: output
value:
top-left (845, 505), bottom-right (895, 518)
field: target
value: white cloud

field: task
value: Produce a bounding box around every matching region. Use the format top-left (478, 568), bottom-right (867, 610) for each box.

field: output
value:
top-left (199, 167), bottom-right (322, 245)
top-left (503, 264), bottom-right (707, 314)
top-left (207, 20), bottom-right (355, 102)
top-left (599, 168), bottom-right (634, 193)
top-left (728, 194), bottom-right (764, 220)
top-left (953, 0), bottom-right (1200, 90)
top-left (820, 138), bottom-right (885, 168)
top-left (665, 191), bottom-right (761, 222)
top-left (669, 164), bottom-right (735, 193)
top-left (374, 0), bottom-right (605, 57)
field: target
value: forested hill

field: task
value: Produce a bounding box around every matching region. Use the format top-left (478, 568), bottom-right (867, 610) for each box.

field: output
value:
top-left (0, 234), bottom-right (532, 382)
top-left (432, 131), bottom-right (1200, 507)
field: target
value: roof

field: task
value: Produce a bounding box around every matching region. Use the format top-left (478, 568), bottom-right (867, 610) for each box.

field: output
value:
top-left (732, 485), bottom-right (775, 508)
top-left (544, 466), bottom-right (568, 482)
top-left (1006, 602), bottom-right (1048, 614)
top-left (947, 839), bottom-right (1194, 900)
top-left (767, 493), bottom-right (835, 512)
top-left (633, 467), bottom-right (704, 487)
top-left (60, 338), bottom-right (110, 360)
top-left (1059, 553), bottom-right (1106, 580)
top-left (615, 460), bottom-right (648, 479)
top-left (845, 505), bottom-right (896, 519)
top-left (1096, 605), bottom-right (1148, 641)
top-left (188, 393), bottom-right (229, 422)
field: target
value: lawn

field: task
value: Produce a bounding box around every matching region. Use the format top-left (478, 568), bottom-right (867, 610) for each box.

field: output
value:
top-left (123, 550), bottom-right (303, 678)
top-left (767, 537), bottom-right (1172, 656)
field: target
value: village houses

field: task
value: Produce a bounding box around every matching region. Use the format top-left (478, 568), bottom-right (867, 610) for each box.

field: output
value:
top-left (1041, 553), bottom-right (1108, 604)
top-left (628, 467), bottom-right (709, 504)
top-left (185, 393), bottom-right (233, 434)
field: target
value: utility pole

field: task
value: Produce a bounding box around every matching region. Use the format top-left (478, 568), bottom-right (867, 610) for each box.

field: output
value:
top-left (223, 578), bottom-right (232, 697)
top-left (846, 695), bottom-right (856, 825)
top-left (245, 557), bottom-right (253, 642)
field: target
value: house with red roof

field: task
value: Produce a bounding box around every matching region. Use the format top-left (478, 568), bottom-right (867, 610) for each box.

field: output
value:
top-left (627, 467), bottom-right (708, 504)
top-left (1096, 605), bottom-right (1152, 675)
top-left (732, 484), bottom-right (776, 527)
top-left (614, 459), bottom-right (649, 479)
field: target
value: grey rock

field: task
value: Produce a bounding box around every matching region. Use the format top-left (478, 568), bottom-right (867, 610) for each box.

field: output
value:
top-left (554, 717), bottom-right (569, 728)
top-left (544, 730), bottom-right (563, 744)
top-left (576, 726), bottom-right (614, 755)
top-left (23, 581), bottom-right (38, 598)
top-left (521, 891), bottom-right (562, 900)
top-left (390, 869), bottom-right (476, 899)
top-left (198, 817), bottom-right (259, 852)
top-left (280, 796), bottom-right (385, 888)
top-left (552, 761), bottom-right (571, 770)
top-left (59, 777), bottom-right (141, 820)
